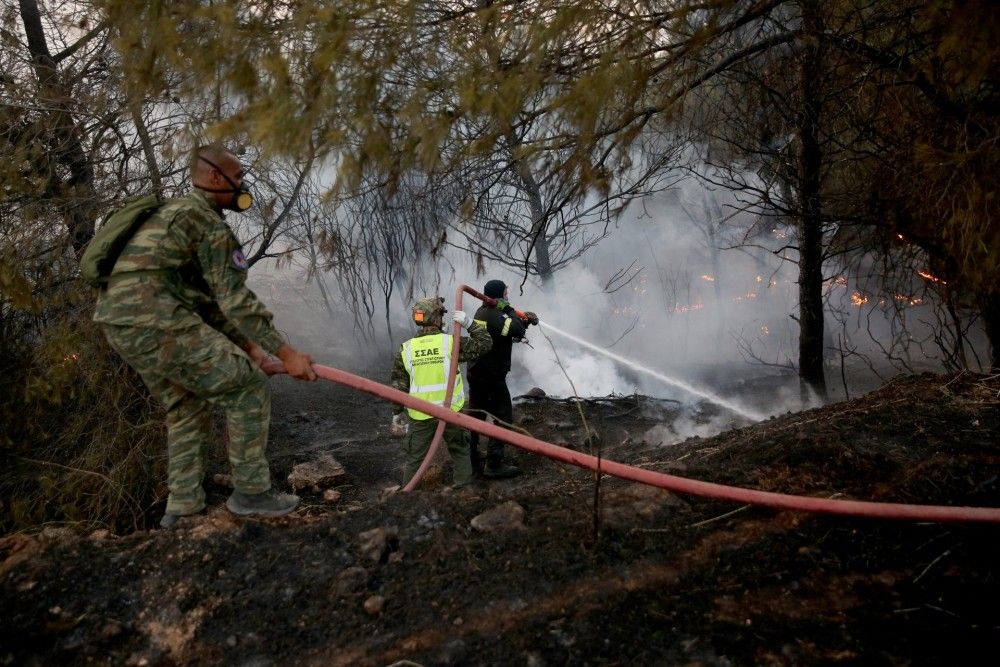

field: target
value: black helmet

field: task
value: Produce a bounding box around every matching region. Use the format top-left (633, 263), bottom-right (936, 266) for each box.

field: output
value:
top-left (483, 279), bottom-right (507, 299)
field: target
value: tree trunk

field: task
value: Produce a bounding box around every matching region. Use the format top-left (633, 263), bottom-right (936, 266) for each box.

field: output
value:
top-left (703, 191), bottom-right (725, 345)
top-left (19, 0), bottom-right (99, 253)
top-left (507, 134), bottom-right (553, 285)
top-left (129, 103), bottom-right (162, 192)
top-left (981, 291), bottom-right (1000, 371)
top-left (515, 164), bottom-right (553, 285)
top-left (796, 1), bottom-right (828, 402)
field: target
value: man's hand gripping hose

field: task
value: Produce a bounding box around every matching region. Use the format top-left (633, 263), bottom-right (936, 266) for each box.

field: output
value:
top-left (277, 344), bottom-right (317, 380)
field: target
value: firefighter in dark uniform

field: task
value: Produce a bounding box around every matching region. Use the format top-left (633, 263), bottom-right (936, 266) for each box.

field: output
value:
top-left (468, 279), bottom-right (539, 478)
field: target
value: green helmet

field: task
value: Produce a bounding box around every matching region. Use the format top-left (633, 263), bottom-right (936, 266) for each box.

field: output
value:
top-left (412, 296), bottom-right (447, 328)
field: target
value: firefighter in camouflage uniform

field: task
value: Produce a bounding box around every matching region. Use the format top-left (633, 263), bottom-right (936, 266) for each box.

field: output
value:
top-left (389, 297), bottom-right (492, 487)
top-left (93, 144), bottom-right (317, 529)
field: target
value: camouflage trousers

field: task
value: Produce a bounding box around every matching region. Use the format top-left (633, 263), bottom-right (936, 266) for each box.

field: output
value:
top-left (403, 418), bottom-right (473, 487)
top-left (102, 323), bottom-right (271, 515)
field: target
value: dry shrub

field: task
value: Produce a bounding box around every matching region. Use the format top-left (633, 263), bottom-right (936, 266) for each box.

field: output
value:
top-left (1, 292), bottom-right (166, 534)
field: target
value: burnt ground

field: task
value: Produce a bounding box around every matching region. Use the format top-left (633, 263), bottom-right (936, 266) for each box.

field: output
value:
top-left (2, 369), bottom-right (1000, 666)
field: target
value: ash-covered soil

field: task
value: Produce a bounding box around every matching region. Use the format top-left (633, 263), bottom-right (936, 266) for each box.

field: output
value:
top-left (2, 371), bottom-right (1000, 666)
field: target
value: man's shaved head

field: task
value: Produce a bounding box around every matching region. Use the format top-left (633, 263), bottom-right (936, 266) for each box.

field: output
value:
top-left (190, 143), bottom-right (238, 180)
top-left (190, 143), bottom-right (250, 211)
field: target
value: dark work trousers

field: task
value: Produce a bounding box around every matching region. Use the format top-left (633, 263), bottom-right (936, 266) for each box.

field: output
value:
top-left (467, 368), bottom-right (514, 469)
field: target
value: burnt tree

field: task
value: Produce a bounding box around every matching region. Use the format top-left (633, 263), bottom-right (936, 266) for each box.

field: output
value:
top-left (795, 1), bottom-right (827, 399)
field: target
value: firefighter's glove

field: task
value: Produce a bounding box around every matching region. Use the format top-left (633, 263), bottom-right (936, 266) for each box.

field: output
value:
top-left (390, 413), bottom-right (409, 438)
top-left (523, 311), bottom-right (540, 326)
top-left (452, 310), bottom-right (474, 330)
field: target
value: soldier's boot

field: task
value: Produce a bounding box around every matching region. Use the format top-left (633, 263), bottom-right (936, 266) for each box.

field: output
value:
top-left (482, 460), bottom-right (522, 479)
top-left (470, 445), bottom-right (485, 478)
top-left (226, 488), bottom-right (300, 517)
top-left (159, 508), bottom-right (204, 530)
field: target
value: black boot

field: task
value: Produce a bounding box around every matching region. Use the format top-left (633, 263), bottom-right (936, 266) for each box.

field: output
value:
top-left (470, 445), bottom-right (485, 478)
top-left (482, 461), bottom-right (521, 479)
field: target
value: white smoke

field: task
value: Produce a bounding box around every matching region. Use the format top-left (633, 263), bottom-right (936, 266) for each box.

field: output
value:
top-left (248, 171), bottom-right (970, 426)
top-left (250, 178), bottom-right (802, 411)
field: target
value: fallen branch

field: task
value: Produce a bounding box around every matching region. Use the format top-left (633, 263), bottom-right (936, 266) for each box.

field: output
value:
top-left (913, 547), bottom-right (955, 585)
top-left (688, 505), bottom-right (750, 528)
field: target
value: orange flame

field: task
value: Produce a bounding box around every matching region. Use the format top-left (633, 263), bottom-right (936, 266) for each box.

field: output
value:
top-left (917, 270), bottom-right (946, 285)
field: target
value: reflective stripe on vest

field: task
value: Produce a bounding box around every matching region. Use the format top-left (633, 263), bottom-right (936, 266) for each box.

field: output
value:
top-left (401, 333), bottom-right (465, 420)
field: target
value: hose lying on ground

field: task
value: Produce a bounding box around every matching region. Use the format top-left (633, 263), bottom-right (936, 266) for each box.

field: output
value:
top-left (262, 358), bottom-right (1000, 525)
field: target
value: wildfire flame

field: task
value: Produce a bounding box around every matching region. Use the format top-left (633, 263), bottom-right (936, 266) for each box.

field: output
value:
top-left (701, 274), bottom-right (715, 282)
top-left (851, 292), bottom-right (869, 306)
top-left (916, 270), bottom-right (946, 285)
top-left (760, 325), bottom-right (770, 336)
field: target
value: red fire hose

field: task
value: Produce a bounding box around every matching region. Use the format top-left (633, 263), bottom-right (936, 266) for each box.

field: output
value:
top-left (264, 295), bottom-right (1000, 523)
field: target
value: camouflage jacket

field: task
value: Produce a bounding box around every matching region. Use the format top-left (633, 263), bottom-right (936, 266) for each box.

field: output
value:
top-left (389, 321), bottom-right (492, 415)
top-left (93, 189), bottom-right (285, 353)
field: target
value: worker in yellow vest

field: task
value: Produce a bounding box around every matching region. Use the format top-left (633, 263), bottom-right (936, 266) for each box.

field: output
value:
top-left (388, 296), bottom-right (493, 487)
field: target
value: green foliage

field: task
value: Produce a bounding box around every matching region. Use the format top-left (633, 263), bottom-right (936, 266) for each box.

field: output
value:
top-left (96, 2), bottom-right (653, 187)
top-left (857, 1), bottom-right (999, 301)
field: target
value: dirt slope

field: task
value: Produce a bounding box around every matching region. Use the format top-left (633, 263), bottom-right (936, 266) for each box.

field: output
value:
top-left (2, 372), bottom-right (999, 666)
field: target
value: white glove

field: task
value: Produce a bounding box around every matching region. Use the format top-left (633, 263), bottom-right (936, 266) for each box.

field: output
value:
top-left (452, 310), bottom-right (474, 329)
top-left (390, 413), bottom-right (409, 437)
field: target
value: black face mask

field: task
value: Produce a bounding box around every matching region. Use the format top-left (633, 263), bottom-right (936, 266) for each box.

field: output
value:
top-left (197, 156), bottom-right (254, 211)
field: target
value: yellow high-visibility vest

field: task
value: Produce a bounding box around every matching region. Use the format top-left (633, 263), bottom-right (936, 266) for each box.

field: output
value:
top-left (401, 333), bottom-right (465, 420)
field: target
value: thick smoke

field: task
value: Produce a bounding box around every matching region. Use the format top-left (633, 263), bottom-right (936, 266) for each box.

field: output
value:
top-left (249, 174), bottom-right (983, 435)
top-left (425, 184), bottom-right (803, 413)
